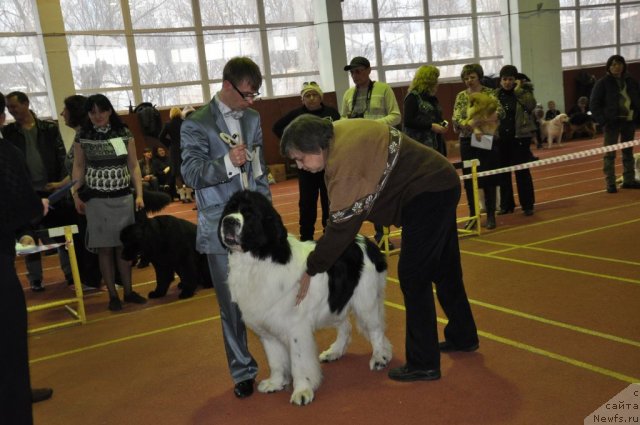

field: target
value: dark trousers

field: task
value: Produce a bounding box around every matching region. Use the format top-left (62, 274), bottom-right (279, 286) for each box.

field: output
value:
top-left (298, 169), bottom-right (328, 241)
top-left (397, 187), bottom-right (479, 370)
top-left (459, 137), bottom-right (499, 216)
top-left (602, 120), bottom-right (636, 186)
top-left (464, 182), bottom-right (497, 216)
top-left (0, 254), bottom-right (33, 425)
top-left (498, 137), bottom-right (535, 211)
top-left (75, 213), bottom-right (102, 287)
top-left (24, 199), bottom-right (77, 284)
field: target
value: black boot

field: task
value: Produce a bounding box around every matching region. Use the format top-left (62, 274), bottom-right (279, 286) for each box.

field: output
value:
top-left (485, 212), bottom-right (496, 229)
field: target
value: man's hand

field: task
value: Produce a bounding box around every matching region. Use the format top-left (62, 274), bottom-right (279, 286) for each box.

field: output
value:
top-left (431, 123), bottom-right (448, 134)
top-left (230, 145), bottom-right (248, 167)
top-left (296, 272), bottom-right (311, 306)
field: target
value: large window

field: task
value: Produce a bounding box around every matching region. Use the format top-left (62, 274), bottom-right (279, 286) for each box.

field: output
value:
top-left (342, 0), bottom-right (503, 84)
top-left (560, 0), bottom-right (640, 67)
top-left (0, 0), bottom-right (52, 117)
top-left (58, 0), bottom-right (319, 109)
top-left (15, 0), bottom-right (640, 115)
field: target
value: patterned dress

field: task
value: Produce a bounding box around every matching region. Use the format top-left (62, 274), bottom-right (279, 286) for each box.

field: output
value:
top-left (75, 125), bottom-right (135, 248)
top-left (75, 125), bottom-right (132, 198)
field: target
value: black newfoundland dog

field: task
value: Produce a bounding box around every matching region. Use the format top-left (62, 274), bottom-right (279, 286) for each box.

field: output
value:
top-left (219, 190), bottom-right (392, 406)
top-left (120, 191), bottom-right (212, 299)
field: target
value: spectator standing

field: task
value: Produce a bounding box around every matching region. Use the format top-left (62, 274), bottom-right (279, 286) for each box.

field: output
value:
top-left (3, 91), bottom-right (72, 292)
top-left (71, 94), bottom-right (147, 311)
top-left (272, 81), bottom-right (340, 241)
top-left (181, 57), bottom-right (271, 399)
top-left (590, 54), bottom-right (640, 193)
top-left (60, 94), bottom-right (103, 288)
top-left (452, 63), bottom-right (502, 230)
top-left (341, 56), bottom-right (401, 245)
top-left (494, 66), bottom-right (537, 216)
top-left (1, 92), bottom-right (53, 424)
top-left (533, 103), bottom-right (545, 148)
top-left (403, 65), bottom-right (448, 156)
top-left (159, 107), bottom-right (188, 200)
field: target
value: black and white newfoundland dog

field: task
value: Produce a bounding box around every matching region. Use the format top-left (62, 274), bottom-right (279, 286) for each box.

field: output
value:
top-left (120, 191), bottom-right (212, 299)
top-left (219, 190), bottom-right (392, 406)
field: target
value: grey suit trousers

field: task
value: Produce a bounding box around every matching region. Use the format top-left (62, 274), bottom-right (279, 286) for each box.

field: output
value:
top-left (207, 253), bottom-right (258, 384)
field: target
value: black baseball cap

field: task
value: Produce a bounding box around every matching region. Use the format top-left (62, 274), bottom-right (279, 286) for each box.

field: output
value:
top-left (344, 56), bottom-right (371, 71)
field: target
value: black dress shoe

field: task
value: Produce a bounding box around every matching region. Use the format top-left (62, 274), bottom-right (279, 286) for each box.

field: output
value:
top-left (496, 208), bottom-right (514, 215)
top-left (439, 340), bottom-right (479, 353)
top-left (234, 379), bottom-right (255, 398)
top-left (621, 181), bottom-right (640, 189)
top-left (32, 387), bottom-right (53, 403)
top-left (607, 185), bottom-right (618, 194)
top-left (484, 214), bottom-right (496, 230)
top-left (30, 280), bottom-right (45, 292)
top-left (388, 365), bottom-right (441, 382)
top-left (523, 208), bottom-right (534, 216)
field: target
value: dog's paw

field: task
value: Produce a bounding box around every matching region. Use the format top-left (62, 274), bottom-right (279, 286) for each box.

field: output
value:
top-left (370, 344), bottom-right (392, 371)
top-left (370, 355), bottom-right (391, 371)
top-left (319, 348), bottom-right (342, 363)
top-left (257, 378), bottom-right (287, 393)
top-left (290, 388), bottom-right (314, 406)
top-left (148, 290), bottom-right (165, 299)
top-left (178, 290), bottom-right (195, 299)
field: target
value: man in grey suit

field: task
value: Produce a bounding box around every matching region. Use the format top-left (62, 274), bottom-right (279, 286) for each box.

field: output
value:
top-left (181, 57), bottom-right (271, 399)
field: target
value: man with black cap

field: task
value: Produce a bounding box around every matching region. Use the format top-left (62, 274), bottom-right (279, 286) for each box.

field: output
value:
top-left (342, 56), bottom-right (401, 245)
top-left (341, 56), bottom-right (401, 126)
top-left (273, 81), bottom-right (340, 241)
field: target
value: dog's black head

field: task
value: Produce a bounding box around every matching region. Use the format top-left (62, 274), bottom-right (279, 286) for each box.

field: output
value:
top-left (219, 190), bottom-right (291, 264)
top-left (120, 223), bottom-right (143, 262)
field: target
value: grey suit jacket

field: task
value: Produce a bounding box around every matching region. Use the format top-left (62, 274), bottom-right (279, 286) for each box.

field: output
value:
top-left (181, 99), bottom-right (271, 254)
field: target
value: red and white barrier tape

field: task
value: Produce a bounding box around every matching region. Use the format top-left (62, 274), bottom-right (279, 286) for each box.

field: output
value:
top-left (459, 139), bottom-right (640, 180)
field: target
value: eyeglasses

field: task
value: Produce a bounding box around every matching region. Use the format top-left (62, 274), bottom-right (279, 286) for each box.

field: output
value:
top-left (229, 80), bottom-right (260, 101)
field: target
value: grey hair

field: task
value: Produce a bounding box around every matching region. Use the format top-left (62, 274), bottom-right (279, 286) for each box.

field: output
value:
top-left (280, 114), bottom-right (334, 157)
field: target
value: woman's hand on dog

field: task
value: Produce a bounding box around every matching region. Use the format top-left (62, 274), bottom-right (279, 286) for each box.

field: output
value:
top-left (296, 272), bottom-right (311, 306)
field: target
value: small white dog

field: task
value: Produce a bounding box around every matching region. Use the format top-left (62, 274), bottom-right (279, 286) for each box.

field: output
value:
top-left (541, 113), bottom-right (569, 148)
